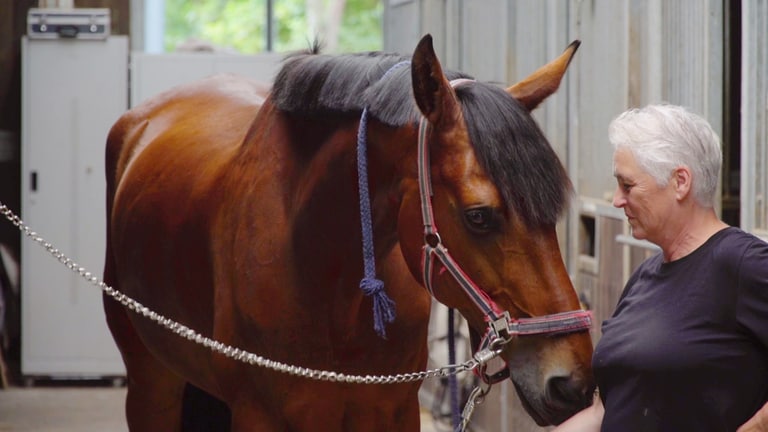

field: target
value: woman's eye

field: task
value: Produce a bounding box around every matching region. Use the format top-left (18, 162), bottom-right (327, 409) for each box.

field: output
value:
top-left (617, 179), bottom-right (633, 192)
top-left (464, 208), bottom-right (496, 233)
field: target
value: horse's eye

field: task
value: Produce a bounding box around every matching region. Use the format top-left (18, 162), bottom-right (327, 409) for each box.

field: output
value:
top-left (464, 207), bottom-right (497, 233)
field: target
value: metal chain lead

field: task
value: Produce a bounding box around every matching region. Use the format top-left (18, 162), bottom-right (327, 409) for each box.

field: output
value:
top-left (457, 381), bottom-right (491, 432)
top-left (0, 202), bottom-right (501, 385)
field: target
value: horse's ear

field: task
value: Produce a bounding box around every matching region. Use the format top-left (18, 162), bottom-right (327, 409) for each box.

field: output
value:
top-left (411, 34), bottom-right (459, 127)
top-left (507, 40), bottom-right (581, 111)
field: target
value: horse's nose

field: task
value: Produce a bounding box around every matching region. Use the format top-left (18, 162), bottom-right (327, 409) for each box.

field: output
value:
top-left (545, 374), bottom-right (593, 410)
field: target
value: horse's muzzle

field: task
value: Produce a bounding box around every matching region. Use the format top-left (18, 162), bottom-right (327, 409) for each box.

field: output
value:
top-left (514, 373), bottom-right (595, 426)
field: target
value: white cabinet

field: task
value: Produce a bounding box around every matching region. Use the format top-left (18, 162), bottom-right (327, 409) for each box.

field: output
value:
top-left (20, 36), bottom-right (127, 378)
top-left (130, 51), bottom-right (283, 107)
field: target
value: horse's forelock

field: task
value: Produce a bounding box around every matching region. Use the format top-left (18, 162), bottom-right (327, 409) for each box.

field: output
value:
top-left (456, 84), bottom-right (572, 227)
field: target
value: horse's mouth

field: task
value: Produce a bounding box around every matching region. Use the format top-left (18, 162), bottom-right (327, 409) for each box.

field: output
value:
top-left (513, 382), bottom-right (550, 425)
top-left (512, 378), bottom-right (594, 426)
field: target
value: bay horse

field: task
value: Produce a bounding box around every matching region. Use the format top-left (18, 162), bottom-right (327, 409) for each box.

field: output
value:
top-left (103, 34), bottom-right (594, 431)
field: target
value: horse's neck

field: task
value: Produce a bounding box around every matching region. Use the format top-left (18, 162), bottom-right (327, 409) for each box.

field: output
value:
top-left (276, 115), bottom-right (429, 342)
top-left (289, 119), bottom-right (400, 259)
top-left (249, 114), bottom-right (390, 276)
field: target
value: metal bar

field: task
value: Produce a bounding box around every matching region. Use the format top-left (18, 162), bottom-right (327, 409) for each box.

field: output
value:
top-left (615, 234), bottom-right (659, 251)
top-left (266, 0), bottom-right (273, 52)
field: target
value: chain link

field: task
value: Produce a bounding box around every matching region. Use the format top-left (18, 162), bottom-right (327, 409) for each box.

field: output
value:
top-left (0, 201), bottom-right (497, 385)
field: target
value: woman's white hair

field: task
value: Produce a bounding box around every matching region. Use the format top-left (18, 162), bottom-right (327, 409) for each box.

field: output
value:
top-left (608, 103), bottom-right (722, 207)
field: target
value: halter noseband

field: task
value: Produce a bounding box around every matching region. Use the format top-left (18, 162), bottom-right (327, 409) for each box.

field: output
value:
top-left (417, 78), bottom-right (592, 383)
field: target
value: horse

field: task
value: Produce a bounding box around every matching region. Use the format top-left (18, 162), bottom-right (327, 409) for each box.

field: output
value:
top-left (102, 34), bottom-right (594, 431)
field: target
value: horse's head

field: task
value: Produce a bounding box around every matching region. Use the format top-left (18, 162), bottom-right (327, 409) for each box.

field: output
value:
top-left (396, 35), bottom-right (594, 425)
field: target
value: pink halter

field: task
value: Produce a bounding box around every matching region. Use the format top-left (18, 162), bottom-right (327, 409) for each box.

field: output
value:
top-left (417, 78), bottom-right (592, 383)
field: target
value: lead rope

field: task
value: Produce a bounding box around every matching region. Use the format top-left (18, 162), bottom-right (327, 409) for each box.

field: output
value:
top-left (0, 199), bottom-right (494, 428)
top-left (0, 201), bottom-right (504, 386)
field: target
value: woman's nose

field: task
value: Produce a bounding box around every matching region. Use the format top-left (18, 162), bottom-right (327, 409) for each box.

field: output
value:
top-left (612, 188), bottom-right (625, 208)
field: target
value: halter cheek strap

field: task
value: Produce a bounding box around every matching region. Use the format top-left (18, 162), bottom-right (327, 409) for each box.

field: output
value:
top-left (417, 79), bottom-right (592, 383)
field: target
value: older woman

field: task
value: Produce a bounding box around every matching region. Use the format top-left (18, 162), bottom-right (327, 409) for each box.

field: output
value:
top-left (554, 104), bottom-right (768, 431)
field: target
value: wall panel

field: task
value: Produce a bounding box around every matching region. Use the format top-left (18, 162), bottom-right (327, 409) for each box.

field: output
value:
top-left (742, 0), bottom-right (768, 235)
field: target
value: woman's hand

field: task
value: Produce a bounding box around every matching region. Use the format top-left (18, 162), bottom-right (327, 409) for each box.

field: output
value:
top-left (550, 390), bottom-right (604, 432)
top-left (738, 402), bottom-right (768, 432)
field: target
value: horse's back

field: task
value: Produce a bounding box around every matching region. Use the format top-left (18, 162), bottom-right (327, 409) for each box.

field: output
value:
top-left (107, 74), bottom-right (269, 188)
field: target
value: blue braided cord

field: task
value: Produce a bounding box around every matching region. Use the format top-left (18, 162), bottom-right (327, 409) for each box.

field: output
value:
top-left (355, 60), bottom-right (411, 339)
top-left (356, 107), bottom-right (395, 339)
top-left (381, 60), bottom-right (411, 81)
top-left (360, 277), bottom-right (396, 337)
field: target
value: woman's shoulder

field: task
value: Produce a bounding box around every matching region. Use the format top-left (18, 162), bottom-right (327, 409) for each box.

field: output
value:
top-left (711, 227), bottom-right (768, 252)
top-left (710, 227), bottom-right (768, 277)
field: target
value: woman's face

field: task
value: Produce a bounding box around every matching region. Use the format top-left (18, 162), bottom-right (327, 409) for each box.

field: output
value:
top-left (612, 148), bottom-right (677, 243)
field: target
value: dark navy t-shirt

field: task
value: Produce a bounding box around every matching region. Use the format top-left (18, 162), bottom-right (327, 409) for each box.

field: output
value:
top-left (593, 227), bottom-right (768, 432)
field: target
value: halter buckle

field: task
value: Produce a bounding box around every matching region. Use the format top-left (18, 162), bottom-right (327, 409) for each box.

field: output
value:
top-left (489, 311), bottom-right (513, 344)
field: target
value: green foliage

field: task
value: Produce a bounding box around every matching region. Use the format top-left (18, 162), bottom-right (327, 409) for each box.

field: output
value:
top-left (338, 0), bottom-right (383, 53)
top-left (163, 0), bottom-right (382, 54)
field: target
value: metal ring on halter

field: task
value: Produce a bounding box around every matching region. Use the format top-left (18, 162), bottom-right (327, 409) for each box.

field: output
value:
top-left (424, 232), bottom-right (441, 248)
top-left (488, 336), bottom-right (508, 352)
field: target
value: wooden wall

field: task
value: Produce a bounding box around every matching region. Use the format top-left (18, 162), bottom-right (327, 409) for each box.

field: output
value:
top-left (741, 0), bottom-right (768, 236)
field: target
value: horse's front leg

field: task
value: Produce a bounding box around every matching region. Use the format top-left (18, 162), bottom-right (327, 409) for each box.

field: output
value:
top-left (228, 398), bottom-right (285, 432)
top-left (125, 367), bottom-right (186, 431)
top-left (105, 298), bottom-right (187, 431)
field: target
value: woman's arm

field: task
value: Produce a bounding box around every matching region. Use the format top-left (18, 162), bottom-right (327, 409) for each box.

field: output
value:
top-left (550, 391), bottom-right (604, 432)
top-left (738, 402), bottom-right (768, 432)
top-left (736, 240), bottom-right (768, 432)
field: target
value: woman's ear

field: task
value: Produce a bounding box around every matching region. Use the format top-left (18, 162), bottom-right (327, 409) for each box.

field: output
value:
top-left (673, 166), bottom-right (693, 200)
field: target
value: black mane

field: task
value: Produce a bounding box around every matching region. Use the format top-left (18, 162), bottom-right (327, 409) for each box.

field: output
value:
top-left (271, 50), bottom-right (471, 125)
top-left (270, 51), bottom-right (572, 226)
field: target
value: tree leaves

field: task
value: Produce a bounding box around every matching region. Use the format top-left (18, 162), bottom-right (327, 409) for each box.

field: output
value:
top-left (163, 0), bottom-right (382, 54)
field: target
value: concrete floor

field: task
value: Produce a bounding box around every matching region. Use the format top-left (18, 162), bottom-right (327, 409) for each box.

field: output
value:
top-left (0, 386), bottom-right (447, 432)
top-left (0, 387), bottom-right (128, 432)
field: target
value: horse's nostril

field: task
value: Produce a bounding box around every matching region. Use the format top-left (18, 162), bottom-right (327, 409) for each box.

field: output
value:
top-left (547, 375), bottom-right (588, 406)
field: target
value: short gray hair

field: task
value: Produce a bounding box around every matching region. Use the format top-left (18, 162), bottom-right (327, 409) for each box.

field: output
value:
top-left (608, 104), bottom-right (722, 207)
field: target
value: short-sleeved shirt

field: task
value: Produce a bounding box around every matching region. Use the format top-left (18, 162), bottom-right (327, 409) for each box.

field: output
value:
top-left (593, 227), bottom-right (768, 432)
